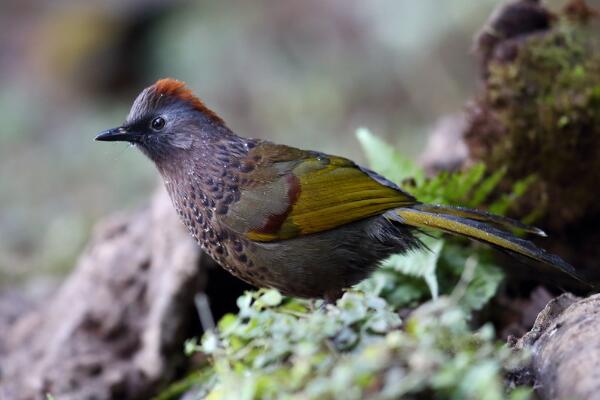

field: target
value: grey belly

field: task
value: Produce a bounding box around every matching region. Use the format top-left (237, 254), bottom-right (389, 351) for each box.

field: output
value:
top-left (249, 215), bottom-right (422, 299)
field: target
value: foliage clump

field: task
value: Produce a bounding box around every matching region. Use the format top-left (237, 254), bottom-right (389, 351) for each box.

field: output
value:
top-left (356, 129), bottom-right (531, 310)
top-left (180, 290), bottom-right (529, 400)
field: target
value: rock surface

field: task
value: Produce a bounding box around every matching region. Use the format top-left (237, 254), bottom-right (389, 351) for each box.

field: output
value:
top-left (514, 293), bottom-right (600, 400)
top-left (0, 188), bottom-right (205, 400)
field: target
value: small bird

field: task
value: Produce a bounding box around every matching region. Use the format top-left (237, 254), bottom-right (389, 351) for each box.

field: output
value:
top-left (96, 78), bottom-right (582, 302)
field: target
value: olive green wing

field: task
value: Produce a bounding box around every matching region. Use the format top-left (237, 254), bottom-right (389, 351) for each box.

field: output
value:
top-left (221, 143), bottom-right (417, 241)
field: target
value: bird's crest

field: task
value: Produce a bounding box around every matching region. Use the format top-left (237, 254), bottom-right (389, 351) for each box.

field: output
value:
top-left (154, 78), bottom-right (225, 125)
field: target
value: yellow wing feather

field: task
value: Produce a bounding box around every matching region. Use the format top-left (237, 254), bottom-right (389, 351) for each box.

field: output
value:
top-left (245, 155), bottom-right (415, 241)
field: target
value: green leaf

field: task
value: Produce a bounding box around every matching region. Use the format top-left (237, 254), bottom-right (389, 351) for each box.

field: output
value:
top-left (185, 337), bottom-right (202, 356)
top-left (440, 244), bottom-right (505, 312)
top-left (217, 313), bottom-right (238, 332)
top-left (355, 127), bottom-right (425, 185)
top-left (256, 289), bottom-right (283, 308)
top-left (489, 175), bottom-right (536, 216)
top-left (469, 166), bottom-right (507, 207)
top-left (381, 236), bottom-right (444, 299)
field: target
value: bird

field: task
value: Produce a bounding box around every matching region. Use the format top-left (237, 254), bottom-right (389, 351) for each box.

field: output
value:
top-left (96, 78), bottom-right (584, 302)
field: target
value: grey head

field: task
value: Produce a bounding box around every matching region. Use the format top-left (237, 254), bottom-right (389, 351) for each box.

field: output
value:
top-left (95, 78), bottom-right (232, 165)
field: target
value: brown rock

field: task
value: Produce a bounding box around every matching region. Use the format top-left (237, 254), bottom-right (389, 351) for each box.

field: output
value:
top-left (514, 293), bottom-right (600, 400)
top-left (0, 188), bottom-right (205, 400)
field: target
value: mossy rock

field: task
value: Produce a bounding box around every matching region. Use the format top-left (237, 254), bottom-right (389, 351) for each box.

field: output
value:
top-left (466, 19), bottom-right (600, 270)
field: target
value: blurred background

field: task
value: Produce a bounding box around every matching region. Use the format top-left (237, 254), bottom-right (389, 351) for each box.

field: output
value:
top-left (0, 0), bottom-right (577, 295)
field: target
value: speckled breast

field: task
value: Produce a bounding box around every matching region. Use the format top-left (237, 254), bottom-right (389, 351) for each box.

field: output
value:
top-left (162, 164), bottom-right (274, 290)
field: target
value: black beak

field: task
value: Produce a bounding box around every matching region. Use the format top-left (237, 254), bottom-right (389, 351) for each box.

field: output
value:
top-left (95, 126), bottom-right (140, 142)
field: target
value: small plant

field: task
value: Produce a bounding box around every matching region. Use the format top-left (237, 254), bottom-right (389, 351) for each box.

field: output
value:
top-left (356, 128), bottom-right (533, 311)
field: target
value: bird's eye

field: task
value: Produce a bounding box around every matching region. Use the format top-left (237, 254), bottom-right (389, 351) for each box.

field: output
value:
top-left (151, 117), bottom-right (166, 131)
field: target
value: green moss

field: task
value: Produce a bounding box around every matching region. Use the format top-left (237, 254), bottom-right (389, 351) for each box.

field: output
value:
top-left (478, 21), bottom-right (600, 228)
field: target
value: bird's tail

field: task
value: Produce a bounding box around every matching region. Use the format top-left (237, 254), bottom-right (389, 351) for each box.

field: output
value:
top-left (388, 203), bottom-right (585, 283)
